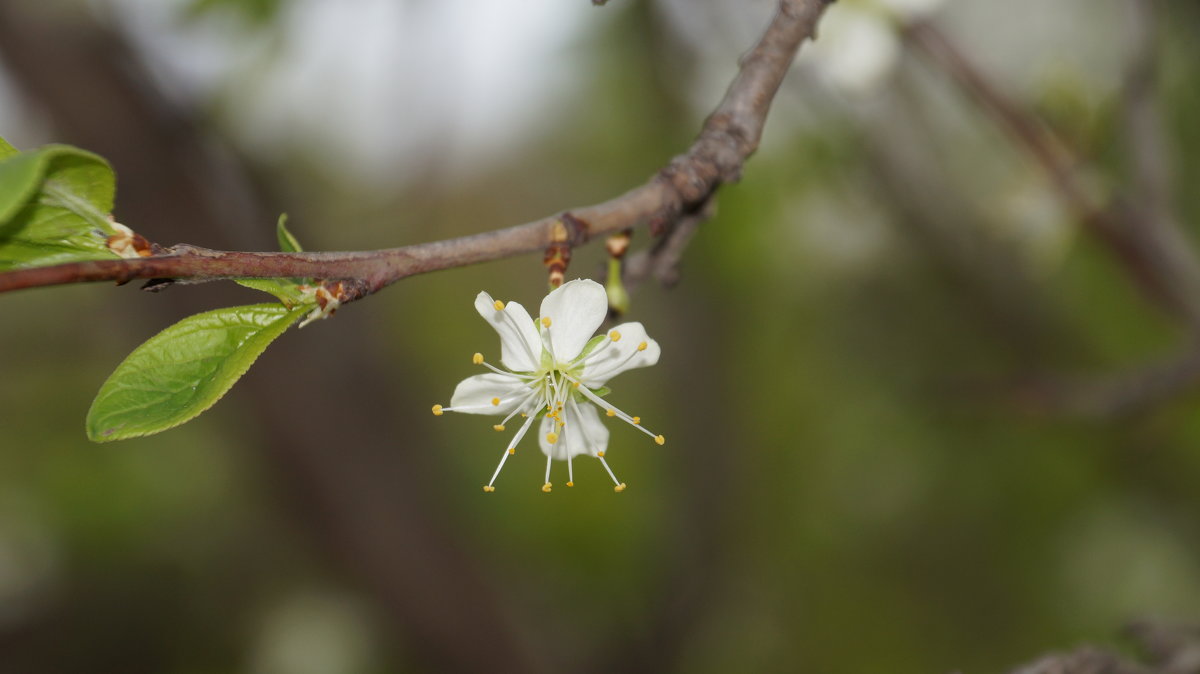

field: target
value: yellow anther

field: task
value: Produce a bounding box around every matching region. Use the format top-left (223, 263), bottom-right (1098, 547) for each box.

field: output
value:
top-left (541, 483), bottom-right (552, 493)
top-left (566, 481), bottom-right (575, 487)
top-left (637, 341), bottom-right (648, 351)
top-left (557, 420), bottom-right (565, 428)
top-left (546, 411), bottom-right (555, 418)
top-left (614, 483), bottom-right (627, 493)
top-left (483, 485), bottom-right (495, 492)
top-left (507, 448), bottom-right (515, 455)
top-left (493, 300), bottom-right (505, 311)
top-left (491, 397), bottom-right (500, 406)
top-left (541, 316), bottom-right (552, 328)
top-left (632, 416), bottom-right (641, 425)
top-left (431, 404), bottom-right (444, 416)
top-left (572, 381), bottom-right (580, 389)
top-left (493, 424), bottom-right (505, 431)
top-left (597, 450), bottom-right (605, 458)
top-left (655, 435), bottom-right (665, 446)
top-left (472, 352), bottom-right (484, 365)
top-left (546, 432), bottom-right (559, 444)
top-left (610, 330), bottom-right (622, 342)
top-left (606, 409), bottom-right (616, 417)
top-left (521, 413), bottom-right (528, 418)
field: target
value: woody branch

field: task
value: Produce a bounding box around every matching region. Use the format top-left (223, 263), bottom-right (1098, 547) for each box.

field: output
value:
top-left (0, 0), bottom-right (834, 299)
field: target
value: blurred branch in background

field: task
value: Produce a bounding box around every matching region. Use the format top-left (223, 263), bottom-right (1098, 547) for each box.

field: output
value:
top-left (903, 14), bottom-right (1200, 330)
top-left (1008, 620), bottom-right (1200, 674)
top-left (901, 3), bottom-right (1200, 417)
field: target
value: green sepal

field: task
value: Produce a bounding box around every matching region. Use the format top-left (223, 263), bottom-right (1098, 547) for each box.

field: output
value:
top-left (589, 386), bottom-right (611, 398)
top-left (86, 303), bottom-right (308, 442)
top-left (573, 334), bottom-right (608, 363)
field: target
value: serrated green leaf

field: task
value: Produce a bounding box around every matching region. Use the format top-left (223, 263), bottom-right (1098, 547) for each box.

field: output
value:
top-left (275, 213), bottom-right (303, 252)
top-left (86, 303), bottom-right (307, 442)
top-left (0, 144), bottom-right (121, 271)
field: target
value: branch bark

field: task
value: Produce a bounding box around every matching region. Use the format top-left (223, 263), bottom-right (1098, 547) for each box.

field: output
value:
top-left (0, 0), bottom-right (833, 300)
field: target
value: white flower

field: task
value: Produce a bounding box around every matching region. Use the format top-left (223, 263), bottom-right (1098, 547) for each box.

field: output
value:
top-left (804, 0), bottom-right (947, 94)
top-left (432, 279), bottom-right (664, 493)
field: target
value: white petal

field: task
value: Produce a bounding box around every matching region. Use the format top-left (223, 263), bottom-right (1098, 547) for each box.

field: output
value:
top-left (538, 402), bottom-right (608, 461)
top-left (539, 279), bottom-right (607, 362)
top-left (578, 321), bottom-right (661, 387)
top-left (449, 373), bottom-right (532, 415)
top-left (474, 291), bottom-right (542, 372)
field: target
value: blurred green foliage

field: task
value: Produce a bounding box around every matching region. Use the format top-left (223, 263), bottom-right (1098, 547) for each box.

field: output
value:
top-left (2, 1), bottom-right (1200, 673)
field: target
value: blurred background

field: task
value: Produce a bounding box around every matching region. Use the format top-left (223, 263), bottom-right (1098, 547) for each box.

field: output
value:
top-left (2, 0), bottom-right (1200, 671)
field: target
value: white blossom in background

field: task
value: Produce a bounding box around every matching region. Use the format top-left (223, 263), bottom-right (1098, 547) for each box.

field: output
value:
top-left (803, 0), bottom-right (947, 95)
top-left (433, 279), bottom-right (664, 493)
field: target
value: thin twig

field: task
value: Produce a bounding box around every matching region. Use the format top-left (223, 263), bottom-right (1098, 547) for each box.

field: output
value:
top-left (0, 0), bottom-right (833, 301)
top-left (621, 197), bottom-right (714, 292)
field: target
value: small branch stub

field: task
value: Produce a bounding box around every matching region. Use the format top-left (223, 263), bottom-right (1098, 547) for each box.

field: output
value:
top-left (544, 215), bottom-right (574, 288)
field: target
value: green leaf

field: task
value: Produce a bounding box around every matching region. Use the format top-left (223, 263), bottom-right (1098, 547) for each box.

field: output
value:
top-left (0, 144), bottom-right (121, 271)
top-left (0, 136), bottom-right (17, 160)
top-left (235, 278), bottom-right (308, 306)
top-left (275, 213), bottom-right (303, 252)
top-left (86, 303), bottom-right (307, 442)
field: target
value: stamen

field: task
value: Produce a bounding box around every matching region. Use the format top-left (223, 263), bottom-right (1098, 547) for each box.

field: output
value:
top-left (493, 300), bottom-right (505, 311)
top-left (499, 389), bottom-right (540, 427)
top-left (543, 454), bottom-right (553, 492)
top-left (614, 483), bottom-right (627, 493)
top-left (607, 409), bottom-right (615, 417)
top-left (542, 483), bottom-right (552, 493)
top-left (478, 360), bottom-right (533, 378)
top-left (472, 352), bottom-right (484, 365)
top-left (431, 404), bottom-right (444, 416)
top-left (568, 453), bottom-right (575, 486)
top-left (637, 341), bottom-right (648, 351)
top-left (483, 485), bottom-right (495, 492)
top-left (486, 408), bottom-right (539, 488)
top-left (546, 432), bottom-right (559, 444)
top-left (609, 330), bottom-right (621, 341)
top-left (597, 454), bottom-right (624, 490)
top-left (566, 374), bottom-right (664, 442)
top-left (493, 424), bottom-right (505, 431)
top-left (491, 397), bottom-right (500, 406)
top-left (541, 317), bottom-right (552, 328)
top-left (655, 435), bottom-right (665, 445)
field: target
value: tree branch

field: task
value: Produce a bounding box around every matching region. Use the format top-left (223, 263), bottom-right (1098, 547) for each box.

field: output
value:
top-left (0, 0), bottom-right (833, 300)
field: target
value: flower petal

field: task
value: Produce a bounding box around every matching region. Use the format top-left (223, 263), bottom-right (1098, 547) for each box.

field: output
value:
top-left (538, 402), bottom-right (608, 460)
top-left (474, 291), bottom-right (542, 372)
top-left (539, 279), bottom-right (607, 362)
top-left (449, 373), bottom-right (532, 415)
top-left (578, 321), bottom-right (660, 386)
